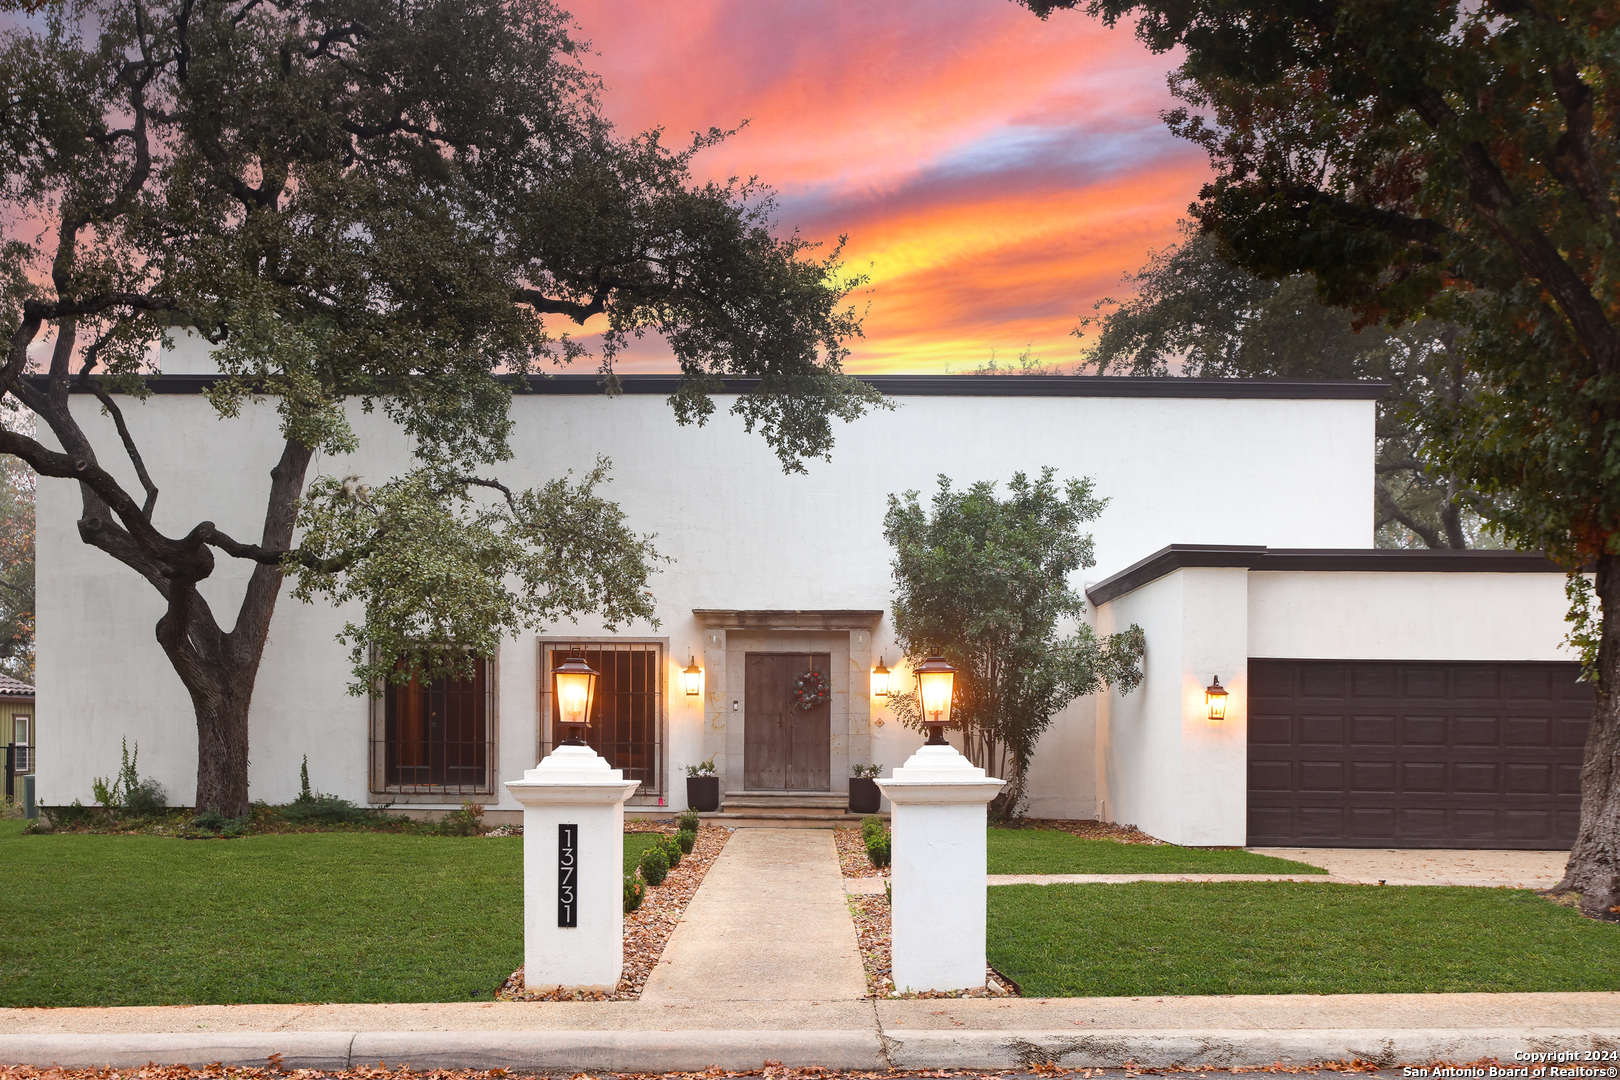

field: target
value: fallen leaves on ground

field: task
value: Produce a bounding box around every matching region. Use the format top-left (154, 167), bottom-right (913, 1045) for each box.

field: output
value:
top-left (846, 893), bottom-right (1017, 999)
top-left (495, 823), bottom-right (731, 1001)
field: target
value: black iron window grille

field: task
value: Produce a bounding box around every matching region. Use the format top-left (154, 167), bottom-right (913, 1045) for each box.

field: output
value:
top-left (371, 655), bottom-right (496, 796)
top-left (540, 641), bottom-right (664, 799)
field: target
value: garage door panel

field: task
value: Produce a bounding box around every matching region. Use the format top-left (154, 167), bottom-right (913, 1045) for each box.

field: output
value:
top-left (1248, 660), bottom-right (1587, 849)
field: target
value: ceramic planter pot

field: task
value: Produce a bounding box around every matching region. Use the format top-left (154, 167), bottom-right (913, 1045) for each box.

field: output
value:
top-left (848, 776), bottom-right (881, 814)
top-left (686, 774), bottom-right (721, 812)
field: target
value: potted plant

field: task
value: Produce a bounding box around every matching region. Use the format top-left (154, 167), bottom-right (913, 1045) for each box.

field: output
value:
top-left (849, 763), bottom-right (883, 814)
top-left (685, 757), bottom-right (721, 812)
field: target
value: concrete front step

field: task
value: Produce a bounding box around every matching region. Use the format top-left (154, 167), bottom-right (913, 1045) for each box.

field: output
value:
top-left (723, 793), bottom-right (851, 810)
top-left (702, 810), bottom-right (886, 830)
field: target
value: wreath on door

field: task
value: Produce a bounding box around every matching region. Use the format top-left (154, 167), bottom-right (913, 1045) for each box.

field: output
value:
top-left (791, 669), bottom-right (831, 711)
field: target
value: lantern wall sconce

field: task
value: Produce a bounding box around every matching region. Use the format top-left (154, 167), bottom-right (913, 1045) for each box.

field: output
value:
top-left (1205, 675), bottom-right (1229, 723)
top-left (872, 656), bottom-right (891, 699)
top-left (554, 655), bottom-right (599, 746)
top-left (915, 655), bottom-right (957, 745)
top-left (683, 655), bottom-right (703, 696)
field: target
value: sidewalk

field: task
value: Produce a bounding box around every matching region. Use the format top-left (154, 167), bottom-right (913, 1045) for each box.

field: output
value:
top-left (1, 837), bottom-right (1613, 1072)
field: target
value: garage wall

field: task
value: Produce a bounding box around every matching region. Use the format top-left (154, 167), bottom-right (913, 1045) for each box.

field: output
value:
top-left (1094, 566), bottom-right (1249, 846)
top-left (1248, 571), bottom-right (1576, 661)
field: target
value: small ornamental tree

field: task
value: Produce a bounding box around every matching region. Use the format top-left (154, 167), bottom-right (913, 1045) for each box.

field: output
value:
top-left (1019, 0), bottom-right (1620, 916)
top-left (882, 469), bottom-right (1145, 820)
top-left (0, 0), bottom-right (879, 816)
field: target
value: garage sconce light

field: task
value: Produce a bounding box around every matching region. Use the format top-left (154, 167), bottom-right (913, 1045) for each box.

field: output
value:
top-left (872, 656), bottom-right (890, 699)
top-left (1205, 676), bottom-right (1229, 724)
top-left (554, 655), bottom-right (598, 746)
top-left (916, 655), bottom-right (957, 745)
top-left (683, 655), bottom-right (703, 696)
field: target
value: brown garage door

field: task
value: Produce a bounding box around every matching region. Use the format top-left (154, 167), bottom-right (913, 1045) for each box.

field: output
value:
top-left (1248, 660), bottom-right (1589, 849)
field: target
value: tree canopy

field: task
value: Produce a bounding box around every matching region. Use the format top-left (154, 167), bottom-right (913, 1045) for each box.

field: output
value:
top-left (1022, 0), bottom-right (1620, 917)
top-left (1079, 225), bottom-right (1496, 549)
top-left (883, 469), bottom-right (1144, 820)
top-left (1, 0), bottom-right (879, 814)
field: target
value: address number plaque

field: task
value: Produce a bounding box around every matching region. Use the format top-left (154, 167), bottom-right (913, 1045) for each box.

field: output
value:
top-left (558, 823), bottom-right (578, 928)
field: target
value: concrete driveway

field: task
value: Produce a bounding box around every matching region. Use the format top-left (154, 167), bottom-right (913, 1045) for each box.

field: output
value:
top-left (1247, 847), bottom-right (1569, 888)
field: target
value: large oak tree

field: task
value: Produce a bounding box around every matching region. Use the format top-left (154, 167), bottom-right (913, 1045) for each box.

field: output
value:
top-left (1, 0), bottom-right (879, 815)
top-left (1024, 0), bottom-right (1620, 916)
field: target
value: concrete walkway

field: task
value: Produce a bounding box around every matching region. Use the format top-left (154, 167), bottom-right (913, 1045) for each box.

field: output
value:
top-left (640, 828), bottom-right (866, 1003)
top-left (845, 848), bottom-right (1573, 893)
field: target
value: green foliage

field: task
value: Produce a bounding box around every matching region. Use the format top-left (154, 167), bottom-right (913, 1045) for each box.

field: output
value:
top-left (624, 872), bottom-right (646, 913)
top-left (0, 823), bottom-right (522, 1005)
top-left (276, 793), bottom-right (382, 827)
top-left (298, 757), bottom-right (313, 803)
top-left (1078, 225), bottom-right (1498, 550)
top-left (1564, 573), bottom-right (1602, 684)
top-left (685, 757), bottom-right (718, 777)
top-left (884, 469), bottom-right (1145, 817)
top-left (675, 828), bottom-right (696, 855)
top-left (188, 811), bottom-right (252, 839)
top-left (864, 825), bottom-right (891, 870)
top-left (0, 456), bottom-right (34, 682)
top-left (988, 883), bottom-right (1620, 997)
top-left (657, 834), bottom-right (683, 869)
top-left (676, 809), bottom-right (701, 832)
top-left (624, 832), bottom-right (664, 875)
top-left (40, 801), bottom-right (96, 829)
top-left (860, 815), bottom-right (887, 843)
top-left (91, 739), bottom-right (166, 819)
top-left (435, 801), bottom-right (486, 838)
top-left (638, 844), bottom-right (670, 887)
top-left (851, 764), bottom-right (883, 779)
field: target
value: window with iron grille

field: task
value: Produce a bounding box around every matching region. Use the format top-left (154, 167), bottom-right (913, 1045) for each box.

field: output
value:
top-left (540, 641), bottom-right (664, 799)
top-left (370, 656), bottom-right (496, 796)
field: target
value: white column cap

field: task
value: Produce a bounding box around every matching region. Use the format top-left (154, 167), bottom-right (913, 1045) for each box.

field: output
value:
top-left (505, 744), bottom-right (641, 807)
top-left (877, 743), bottom-right (1005, 805)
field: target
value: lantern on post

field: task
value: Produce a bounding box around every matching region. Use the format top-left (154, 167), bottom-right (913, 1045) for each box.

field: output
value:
top-left (872, 656), bottom-right (891, 699)
top-left (915, 655), bottom-right (956, 745)
top-left (1205, 676), bottom-right (1229, 723)
top-left (683, 655), bottom-right (703, 696)
top-left (554, 656), bottom-right (599, 746)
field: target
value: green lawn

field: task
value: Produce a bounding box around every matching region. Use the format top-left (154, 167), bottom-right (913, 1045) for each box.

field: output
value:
top-left (625, 831), bottom-right (662, 873)
top-left (987, 828), bottom-right (1326, 874)
top-left (0, 820), bottom-right (523, 1006)
top-left (987, 882), bottom-right (1620, 997)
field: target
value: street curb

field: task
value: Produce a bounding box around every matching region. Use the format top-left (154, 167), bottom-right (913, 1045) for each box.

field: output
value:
top-left (1, 1027), bottom-right (1617, 1071)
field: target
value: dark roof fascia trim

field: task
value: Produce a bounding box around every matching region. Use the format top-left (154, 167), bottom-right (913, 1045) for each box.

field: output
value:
top-left (1086, 545), bottom-right (1567, 606)
top-left (32, 373), bottom-right (1389, 401)
top-left (693, 609), bottom-right (884, 631)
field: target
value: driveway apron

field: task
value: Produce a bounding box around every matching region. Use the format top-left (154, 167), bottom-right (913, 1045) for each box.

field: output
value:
top-left (638, 828), bottom-right (866, 1002)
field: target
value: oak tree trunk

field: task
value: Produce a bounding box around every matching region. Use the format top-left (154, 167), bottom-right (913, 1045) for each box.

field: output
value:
top-left (1553, 550), bottom-right (1620, 919)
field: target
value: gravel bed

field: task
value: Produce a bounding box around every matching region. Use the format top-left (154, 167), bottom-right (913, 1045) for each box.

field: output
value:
top-left (495, 823), bottom-right (731, 1001)
top-left (833, 826), bottom-right (888, 878)
top-left (1007, 818), bottom-right (1166, 844)
top-left (847, 892), bottom-right (1017, 999)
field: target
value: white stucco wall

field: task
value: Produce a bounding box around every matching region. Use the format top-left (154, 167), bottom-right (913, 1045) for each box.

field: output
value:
top-left (36, 382), bottom-right (1375, 813)
top-left (1247, 571), bottom-right (1576, 661)
top-left (1093, 566), bottom-right (1250, 846)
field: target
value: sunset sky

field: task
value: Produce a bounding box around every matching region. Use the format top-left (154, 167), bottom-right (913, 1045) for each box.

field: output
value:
top-left (561, 0), bottom-right (1210, 375)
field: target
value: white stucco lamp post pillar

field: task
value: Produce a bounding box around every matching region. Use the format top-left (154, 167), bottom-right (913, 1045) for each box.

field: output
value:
top-left (505, 657), bottom-right (639, 992)
top-left (876, 656), bottom-right (1005, 993)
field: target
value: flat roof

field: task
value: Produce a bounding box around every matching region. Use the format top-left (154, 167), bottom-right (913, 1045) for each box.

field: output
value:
top-left (37, 373), bottom-right (1390, 400)
top-left (1086, 544), bottom-right (1566, 606)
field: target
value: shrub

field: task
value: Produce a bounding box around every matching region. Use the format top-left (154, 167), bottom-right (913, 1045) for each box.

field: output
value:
top-left (91, 738), bottom-right (166, 818)
top-left (865, 826), bottom-right (891, 869)
top-left (624, 873), bottom-right (646, 913)
top-left (639, 845), bottom-right (670, 887)
top-left (278, 793), bottom-right (379, 825)
top-left (677, 809), bottom-right (700, 832)
top-left (188, 810), bottom-right (251, 838)
top-left (675, 828), bottom-right (696, 854)
top-left (123, 778), bottom-right (168, 819)
top-left (41, 801), bottom-right (96, 829)
top-left (658, 835), bottom-right (682, 869)
top-left (861, 815), bottom-right (886, 842)
top-left (436, 800), bottom-right (485, 837)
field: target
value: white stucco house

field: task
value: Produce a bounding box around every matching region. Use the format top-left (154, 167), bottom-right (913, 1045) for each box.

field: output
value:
top-left (34, 370), bottom-right (1585, 848)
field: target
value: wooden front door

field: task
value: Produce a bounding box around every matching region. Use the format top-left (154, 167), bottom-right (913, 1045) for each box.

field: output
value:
top-left (743, 652), bottom-right (832, 791)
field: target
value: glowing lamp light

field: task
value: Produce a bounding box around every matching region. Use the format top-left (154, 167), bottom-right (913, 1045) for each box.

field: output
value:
top-left (683, 655), bottom-right (703, 696)
top-left (915, 655), bottom-right (957, 745)
top-left (872, 656), bottom-right (891, 699)
top-left (554, 656), bottom-right (598, 746)
top-left (1205, 676), bottom-right (1229, 724)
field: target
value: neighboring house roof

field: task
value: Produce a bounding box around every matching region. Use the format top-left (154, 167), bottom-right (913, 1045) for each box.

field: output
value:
top-left (0, 674), bottom-right (35, 699)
